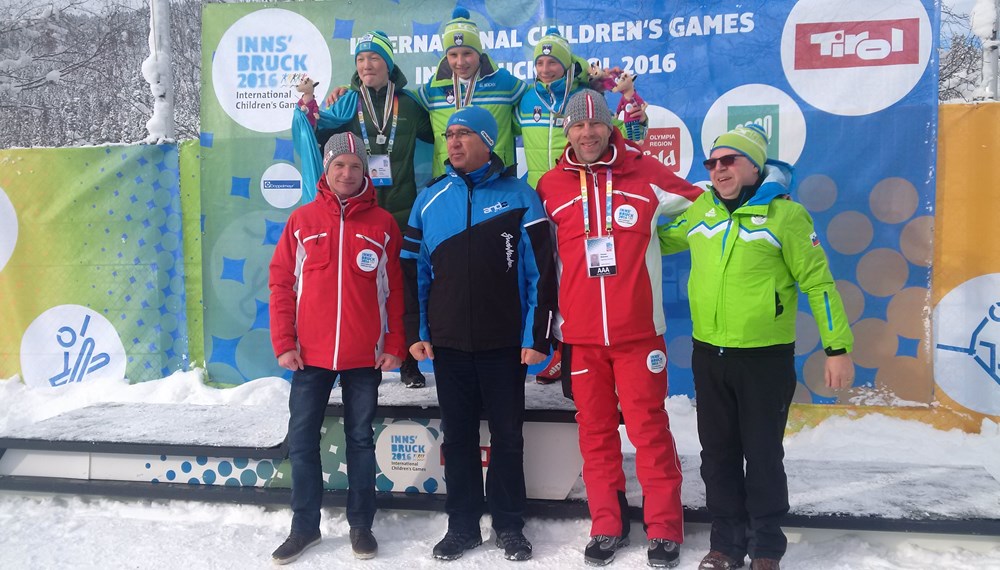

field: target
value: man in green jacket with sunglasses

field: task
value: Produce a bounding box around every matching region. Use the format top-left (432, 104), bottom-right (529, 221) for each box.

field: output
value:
top-left (659, 123), bottom-right (854, 570)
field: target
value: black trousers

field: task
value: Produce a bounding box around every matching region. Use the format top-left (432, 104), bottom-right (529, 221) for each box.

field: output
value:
top-left (692, 344), bottom-right (797, 561)
top-left (432, 346), bottom-right (528, 534)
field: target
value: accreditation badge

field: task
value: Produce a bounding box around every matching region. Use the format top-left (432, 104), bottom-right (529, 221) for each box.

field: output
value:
top-left (586, 236), bottom-right (617, 277)
top-left (369, 154), bottom-right (393, 187)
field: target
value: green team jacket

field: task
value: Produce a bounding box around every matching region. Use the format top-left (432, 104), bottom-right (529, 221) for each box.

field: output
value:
top-left (315, 66), bottom-right (434, 230)
top-left (658, 161), bottom-right (853, 353)
top-left (417, 52), bottom-right (526, 176)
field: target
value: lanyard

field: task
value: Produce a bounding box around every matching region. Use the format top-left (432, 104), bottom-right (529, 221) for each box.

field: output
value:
top-left (451, 70), bottom-right (479, 110)
top-left (579, 168), bottom-right (613, 237)
top-left (537, 72), bottom-right (574, 118)
top-left (357, 83), bottom-right (399, 154)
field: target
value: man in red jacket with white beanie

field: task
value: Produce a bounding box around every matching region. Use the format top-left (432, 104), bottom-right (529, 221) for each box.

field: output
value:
top-left (269, 132), bottom-right (405, 564)
top-left (536, 89), bottom-right (702, 568)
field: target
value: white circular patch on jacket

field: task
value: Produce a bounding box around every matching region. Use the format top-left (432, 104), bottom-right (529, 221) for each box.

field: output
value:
top-left (356, 249), bottom-right (379, 272)
top-left (614, 205), bottom-right (638, 228)
top-left (647, 350), bottom-right (667, 373)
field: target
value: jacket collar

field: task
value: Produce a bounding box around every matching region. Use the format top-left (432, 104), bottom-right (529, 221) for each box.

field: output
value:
top-left (444, 153), bottom-right (508, 189)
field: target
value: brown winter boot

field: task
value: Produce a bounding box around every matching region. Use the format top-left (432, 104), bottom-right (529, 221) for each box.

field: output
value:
top-left (699, 550), bottom-right (745, 570)
top-left (749, 558), bottom-right (780, 570)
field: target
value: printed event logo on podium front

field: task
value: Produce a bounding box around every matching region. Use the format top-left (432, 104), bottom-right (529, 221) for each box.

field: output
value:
top-left (780, 0), bottom-right (932, 116)
top-left (375, 421), bottom-right (444, 491)
top-left (19, 305), bottom-right (127, 389)
top-left (211, 8), bottom-right (332, 133)
top-left (0, 186), bottom-right (16, 273)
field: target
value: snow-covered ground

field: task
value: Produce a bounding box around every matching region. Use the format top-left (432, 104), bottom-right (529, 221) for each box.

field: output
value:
top-left (1, 371), bottom-right (999, 569)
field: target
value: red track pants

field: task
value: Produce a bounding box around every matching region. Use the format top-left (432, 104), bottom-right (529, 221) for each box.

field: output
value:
top-left (570, 336), bottom-right (684, 541)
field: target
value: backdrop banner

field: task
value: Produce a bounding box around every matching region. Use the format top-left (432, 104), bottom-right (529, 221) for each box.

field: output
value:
top-left (198, 0), bottom-right (940, 405)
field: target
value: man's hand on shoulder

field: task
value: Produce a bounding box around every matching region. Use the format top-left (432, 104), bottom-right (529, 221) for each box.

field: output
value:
top-left (324, 86), bottom-right (349, 107)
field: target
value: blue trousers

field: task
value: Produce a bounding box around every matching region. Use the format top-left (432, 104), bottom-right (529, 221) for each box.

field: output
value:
top-left (433, 346), bottom-right (527, 534)
top-left (287, 365), bottom-right (380, 533)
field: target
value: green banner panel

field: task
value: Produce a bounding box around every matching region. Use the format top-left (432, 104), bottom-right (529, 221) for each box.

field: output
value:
top-left (0, 145), bottom-right (190, 386)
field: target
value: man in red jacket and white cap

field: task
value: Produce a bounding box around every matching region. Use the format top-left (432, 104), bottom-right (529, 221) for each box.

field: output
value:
top-left (268, 132), bottom-right (406, 564)
top-left (536, 90), bottom-right (702, 568)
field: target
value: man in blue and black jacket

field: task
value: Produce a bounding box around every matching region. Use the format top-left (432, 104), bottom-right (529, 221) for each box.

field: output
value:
top-left (401, 106), bottom-right (557, 563)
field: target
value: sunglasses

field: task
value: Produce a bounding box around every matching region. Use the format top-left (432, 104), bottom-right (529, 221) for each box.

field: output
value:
top-left (702, 154), bottom-right (743, 171)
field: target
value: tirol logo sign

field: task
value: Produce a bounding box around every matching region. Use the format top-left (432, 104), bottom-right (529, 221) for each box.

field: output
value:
top-left (19, 305), bottom-right (127, 389)
top-left (0, 186), bottom-right (16, 273)
top-left (727, 105), bottom-right (780, 160)
top-left (794, 19), bottom-right (920, 70)
top-left (211, 9), bottom-right (332, 133)
top-left (780, 0), bottom-right (932, 117)
top-left (933, 274), bottom-right (1000, 416)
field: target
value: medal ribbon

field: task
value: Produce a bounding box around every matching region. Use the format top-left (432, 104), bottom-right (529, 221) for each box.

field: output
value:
top-left (451, 70), bottom-right (479, 110)
top-left (357, 81), bottom-right (398, 154)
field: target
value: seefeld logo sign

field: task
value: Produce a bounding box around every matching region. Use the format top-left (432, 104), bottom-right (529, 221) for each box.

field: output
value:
top-left (794, 18), bottom-right (920, 70)
top-left (780, 0), bottom-right (931, 116)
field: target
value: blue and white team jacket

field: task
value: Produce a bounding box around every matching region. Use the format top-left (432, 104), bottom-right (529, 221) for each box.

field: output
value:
top-left (401, 158), bottom-right (557, 354)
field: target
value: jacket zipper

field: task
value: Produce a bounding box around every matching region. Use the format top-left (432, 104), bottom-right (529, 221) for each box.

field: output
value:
top-left (333, 206), bottom-right (346, 369)
top-left (356, 233), bottom-right (386, 252)
top-left (467, 181), bottom-right (475, 345)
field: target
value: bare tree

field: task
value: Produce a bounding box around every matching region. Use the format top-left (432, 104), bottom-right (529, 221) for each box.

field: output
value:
top-left (939, 5), bottom-right (985, 102)
top-left (0, 0), bottom-right (204, 148)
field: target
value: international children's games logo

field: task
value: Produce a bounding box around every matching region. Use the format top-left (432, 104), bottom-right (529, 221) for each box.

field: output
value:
top-left (0, 186), bottom-right (16, 273)
top-left (212, 9), bottom-right (332, 133)
top-left (19, 305), bottom-right (127, 389)
top-left (780, 0), bottom-right (931, 116)
top-left (375, 421), bottom-right (444, 492)
top-left (933, 274), bottom-right (1000, 416)
top-left (646, 350), bottom-right (667, 373)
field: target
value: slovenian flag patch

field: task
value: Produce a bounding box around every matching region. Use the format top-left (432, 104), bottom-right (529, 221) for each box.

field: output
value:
top-left (810, 232), bottom-right (820, 247)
